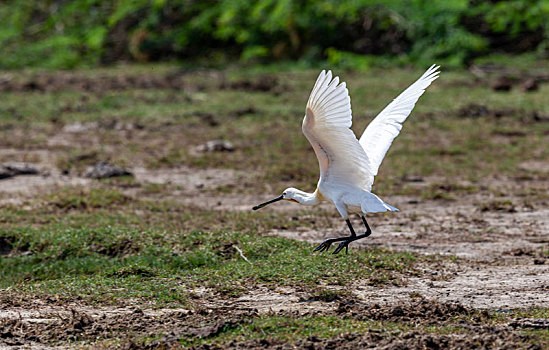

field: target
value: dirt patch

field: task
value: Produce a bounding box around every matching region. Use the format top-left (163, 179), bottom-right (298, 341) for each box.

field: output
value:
top-left (0, 148), bottom-right (89, 204)
top-left (0, 172), bottom-right (90, 198)
top-left (225, 287), bottom-right (337, 314)
top-left (0, 162), bottom-right (245, 207)
top-left (0, 71), bottom-right (190, 92)
top-left (353, 264), bottom-right (549, 310)
top-left (0, 303), bottom-right (249, 348)
top-left (456, 103), bottom-right (516, 119)
top-left (455, 103), bottom-right (549, 123)
top-left (0, 296), bottom-right (544, 349)
top-left (0, 71), bottom-right (289, 95)
top-left (133, 166), bottom-right (246, 193)
top-left (479, 199), bottom-right (517, 212)
top-left (196, 328), bottom-right (542, 350)
top-left (265, 176), bottom-right (549, 310)
top-left (520, 160), bottom-right (549, 173)
top-left (220, 75), bottom-right (285, 94)
top-left (269, 175), bottom-right (549, 260)
top-left (334, 297), bottom-right (485, 323)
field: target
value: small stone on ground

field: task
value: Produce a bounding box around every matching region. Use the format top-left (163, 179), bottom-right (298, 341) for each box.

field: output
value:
top-left (0, 163), bottom-right (40, 179)
top-left (85, 162), bottom-right (133, 179)
top-left (195, 140), bottom-right (235, 152)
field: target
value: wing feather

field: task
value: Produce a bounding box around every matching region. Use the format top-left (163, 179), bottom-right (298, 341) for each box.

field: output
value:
top-left (359, 65), bottom-right (440, 184)
top-left (302, 70), bottom-right (373, 190)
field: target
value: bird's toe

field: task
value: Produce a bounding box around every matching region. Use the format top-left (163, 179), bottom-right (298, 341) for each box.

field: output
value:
top-left (314, 243), bottom-right (326, 253)
top-left (313, 239), bottom-right (333, 253)
top-left (332, 241), bottom-right (350, 255)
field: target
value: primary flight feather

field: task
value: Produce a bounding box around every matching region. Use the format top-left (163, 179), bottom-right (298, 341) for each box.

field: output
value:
top-left (253, 65), bottom-right (440, 254)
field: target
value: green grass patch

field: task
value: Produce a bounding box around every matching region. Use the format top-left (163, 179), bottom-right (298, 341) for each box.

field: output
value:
top-left (0, 222), bottom-right (421, 305)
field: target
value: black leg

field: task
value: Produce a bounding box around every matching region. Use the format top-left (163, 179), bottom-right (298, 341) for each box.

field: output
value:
top-left (361, 216), bottom-right (372, 238)
top-left (313, 216), bottom-right (373, 254)
top-left (313, 219), bottom-right (355, 254)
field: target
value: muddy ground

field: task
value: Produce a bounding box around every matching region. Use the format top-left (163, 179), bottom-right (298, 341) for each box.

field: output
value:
top-left (0, 67), bottom-right (548, 348)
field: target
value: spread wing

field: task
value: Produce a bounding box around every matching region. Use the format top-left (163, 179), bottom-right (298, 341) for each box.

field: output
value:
top-left (359, 65), bottom-right (440, 182)
top-left (302, 70), bottom-right (374, 190)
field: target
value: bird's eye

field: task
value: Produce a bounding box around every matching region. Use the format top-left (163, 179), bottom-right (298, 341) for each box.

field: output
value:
top-left (283, 192), bottom-right (287, 196)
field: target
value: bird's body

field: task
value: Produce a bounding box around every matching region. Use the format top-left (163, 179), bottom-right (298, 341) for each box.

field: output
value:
top-left (254, 65), bottom-right (440, 253)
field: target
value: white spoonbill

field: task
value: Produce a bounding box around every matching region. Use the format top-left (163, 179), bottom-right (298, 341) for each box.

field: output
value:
top-left (253, 65), bottom-right (440, 254)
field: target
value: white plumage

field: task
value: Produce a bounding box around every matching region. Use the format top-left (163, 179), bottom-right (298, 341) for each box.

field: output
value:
top-left (253, 65), bottom-right (440, 254)
top-left (359, 64), bottom-right (440, 188)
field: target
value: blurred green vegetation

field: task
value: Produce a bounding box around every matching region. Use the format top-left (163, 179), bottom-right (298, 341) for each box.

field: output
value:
top-left (1, 0), bottom-right (548, 69)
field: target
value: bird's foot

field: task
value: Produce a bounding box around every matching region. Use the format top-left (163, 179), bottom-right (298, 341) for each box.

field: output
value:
top-left (315, 231), bottom-right (372, 255)
top-left (313, 236), bottom-right (348, 253)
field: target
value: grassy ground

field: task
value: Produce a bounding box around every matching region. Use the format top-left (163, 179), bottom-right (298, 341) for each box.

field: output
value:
top-left (0, 58), bottom-right (548, 348)
top-left (0, 186), bottom-right (422, 303)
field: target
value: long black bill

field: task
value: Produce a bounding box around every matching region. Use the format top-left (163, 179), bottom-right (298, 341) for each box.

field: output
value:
top-left (253, 195), bottom-right (283, 210)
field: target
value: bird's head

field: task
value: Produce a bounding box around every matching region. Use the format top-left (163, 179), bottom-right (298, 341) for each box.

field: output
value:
top-left (252, 187), bottom-right (300, 210)
top-left (282, 187), bottom-right (301, 202)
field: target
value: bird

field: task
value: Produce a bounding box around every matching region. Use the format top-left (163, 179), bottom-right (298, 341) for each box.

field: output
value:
top-left (253, 65), bottom-right (440, 254)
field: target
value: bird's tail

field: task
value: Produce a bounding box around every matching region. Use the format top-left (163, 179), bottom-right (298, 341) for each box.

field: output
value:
top-left (361, 192), bottom-right (399, 213)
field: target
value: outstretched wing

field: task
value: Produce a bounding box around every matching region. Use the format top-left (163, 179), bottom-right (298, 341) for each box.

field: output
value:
top-left (302, 70), bottom-right (374, 190)
top-left (359, 65), bottom-right (440, 183)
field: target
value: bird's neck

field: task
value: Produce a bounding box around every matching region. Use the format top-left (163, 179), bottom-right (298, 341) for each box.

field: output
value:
top-left (294, 189), bottom-right (321, 206)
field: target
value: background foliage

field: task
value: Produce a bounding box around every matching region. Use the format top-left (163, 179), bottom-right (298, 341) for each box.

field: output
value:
top-left (1, 0), bottom-right (548, 69)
